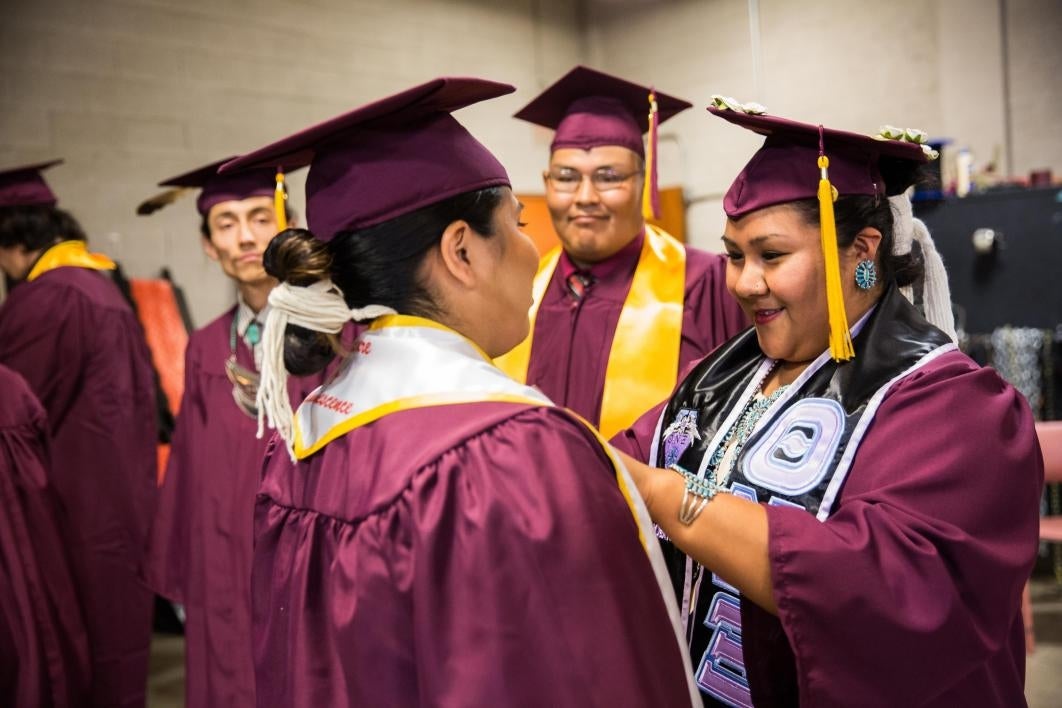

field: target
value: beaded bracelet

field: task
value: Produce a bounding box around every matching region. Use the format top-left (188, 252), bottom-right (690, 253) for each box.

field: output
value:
top-left (668, 463), bottom-right (723, 526)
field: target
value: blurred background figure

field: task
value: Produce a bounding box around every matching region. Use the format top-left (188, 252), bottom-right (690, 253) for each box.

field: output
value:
top-left (0, 161), bottom-right (157, 707)
top-left (0, 363), bottom-right (90, 708)
top-left (140, 159), bottom-right (333, 708)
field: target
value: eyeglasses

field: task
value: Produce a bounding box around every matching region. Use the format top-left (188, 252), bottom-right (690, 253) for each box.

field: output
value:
top-left (545, 169), bottom-right (639, 194)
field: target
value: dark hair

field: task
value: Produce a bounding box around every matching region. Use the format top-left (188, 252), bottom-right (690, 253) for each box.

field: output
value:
top-left (788, 194), bottom-right (923, 288)
top-left (0, 204), bottom-right (86, 251)
top-left (263, 186), bottom-right (506, 375)
top-left (199, 205), bottom-right (297, 239)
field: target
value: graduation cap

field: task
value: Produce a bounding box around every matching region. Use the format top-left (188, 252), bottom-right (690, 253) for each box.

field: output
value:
top-left (709, 98), bottom-right (937, 361)
top-left (514, 65), bottom-right (692, 219)
top-left (141, 158), bottom-right (281, 226)
top-left (0, 159), bottom-right (63, 208)
top-left (220, 77), bottom-right (514, 241)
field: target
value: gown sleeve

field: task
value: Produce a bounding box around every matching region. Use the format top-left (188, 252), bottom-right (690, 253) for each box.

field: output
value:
top-left (610, 399), bottom-right (668, 462)
top-left (142, 344), bottom-right (204, 604)
top-left (765, 357), bottom-right (1042, 705)
top-left (406, 406), bottom-right (693, 707)
top-left (0, 369), bottom-right (90, 707)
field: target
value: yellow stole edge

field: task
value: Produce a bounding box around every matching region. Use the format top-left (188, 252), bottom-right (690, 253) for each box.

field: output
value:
top-left (27, 240), bottom-right (116, 282)
top-left (291, 391), bottom-right (648, 551)
top-left (369, 313), bottom-right (494, 362)
top-left (494, 225), bottom-right (686, 439)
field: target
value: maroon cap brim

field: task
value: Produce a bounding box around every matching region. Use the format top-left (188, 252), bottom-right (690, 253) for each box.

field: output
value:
top-left (0, 159), bottom-right (63, 208)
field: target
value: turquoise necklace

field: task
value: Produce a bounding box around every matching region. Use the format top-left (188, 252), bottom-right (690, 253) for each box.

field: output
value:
top-left (705, 378), bottom-right (789, 480)
top-left (229, 316), bottom-right (262, 351)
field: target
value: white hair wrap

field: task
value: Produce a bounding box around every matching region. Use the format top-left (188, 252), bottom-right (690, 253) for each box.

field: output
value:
top-left (256, 279), bottom-right (395, 460)
top-left (888, 194), bottom-right (957, 342)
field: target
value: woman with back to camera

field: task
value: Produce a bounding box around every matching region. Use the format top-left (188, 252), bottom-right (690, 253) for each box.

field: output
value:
top-left (612, 98), bottom-right (1043, 707)
top-left (220, 77), bottom-right (699, 707)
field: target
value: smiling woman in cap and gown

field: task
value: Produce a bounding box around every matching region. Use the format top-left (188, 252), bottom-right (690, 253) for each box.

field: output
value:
top-left (496, 66), bottom-right (746, 439)
top-left (0, 161), bottom-right (157, 707)
top-left (140, 158), bottom-right (337, 707)
top-left (220, 76), bottom-right (699, 707)
top-left (612, 99), bottom-right (1043, 707)
top-left (0, 364), bottom-right (90, 707)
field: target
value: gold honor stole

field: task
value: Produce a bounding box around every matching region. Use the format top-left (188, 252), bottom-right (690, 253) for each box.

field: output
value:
top-left (495, 225), bottom-right (686, 439)
top-left (291, 314), bottom-right (699, 704)
top-left (27, 240), bottom-right (117, 282)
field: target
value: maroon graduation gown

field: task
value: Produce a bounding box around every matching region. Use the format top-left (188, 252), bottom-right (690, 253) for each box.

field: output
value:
top-left (0, 266), bottom-right (157, 708)
top-left (614, 351), bottom-right (1041, 706)
top-left (253, 402), bottom-right (693, 707)
top-left (525, 232), bottom-right (747, 427)
top-left (143, 308), bottom-right (329, 707)
top-left (0, 364), bottom-right (90, 708)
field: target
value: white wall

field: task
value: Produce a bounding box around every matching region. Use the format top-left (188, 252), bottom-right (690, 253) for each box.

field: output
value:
top-left (0, 0), bottom-right (585, 325)
top-left (585, 0), bottom-right (1062, 252)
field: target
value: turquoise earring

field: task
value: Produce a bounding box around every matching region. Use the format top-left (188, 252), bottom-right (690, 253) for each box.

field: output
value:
top-left (855, 259), bottom-right (877, 290)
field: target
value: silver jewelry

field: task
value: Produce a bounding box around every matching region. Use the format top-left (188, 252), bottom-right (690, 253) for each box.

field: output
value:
top-left (855, 259), bottom-right (877, 290)
top-left (671, 463), bottom-right (723, 526)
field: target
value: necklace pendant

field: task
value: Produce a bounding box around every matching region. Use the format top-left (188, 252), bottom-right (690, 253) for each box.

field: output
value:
top-left (245, 320), bottom-right (262, 346)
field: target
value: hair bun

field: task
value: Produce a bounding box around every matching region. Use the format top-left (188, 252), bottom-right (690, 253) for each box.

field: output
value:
top-left (264, 228), bottom-right (332, 286)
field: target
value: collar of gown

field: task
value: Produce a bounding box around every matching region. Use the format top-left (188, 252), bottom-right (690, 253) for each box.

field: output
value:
top-left (558, 227), bottom-right (645, 284)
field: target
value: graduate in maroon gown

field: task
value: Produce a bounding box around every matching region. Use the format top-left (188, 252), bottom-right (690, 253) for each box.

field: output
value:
top-left (613, 98), bottom-right (1043, 707)
top-left (140, 158), bottom-right (331, 707)
top-left (0, 364), bottom-right (90, 708)
top-left (497, 66), bottom-right (746, 438)
top-left (0, 161), bottom-right (157, 707)
top-left (220, 77), bottom-right (700, 707)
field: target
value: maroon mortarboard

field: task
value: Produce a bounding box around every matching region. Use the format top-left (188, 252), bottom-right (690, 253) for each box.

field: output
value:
top-left (709, 104), bottom-right (932, 219)
top-left (219, 77), bottom-right (514, 241)
top-left (709, 99), bottom-right (937, 363)
top-left (515, 66), bottom-right (690, 218)
top-left (143, 157), bottom-right (278, 217)
top-left (0, 160), bottom-right (63, 208)
top-left (514, 65), bottom-right (690, 155)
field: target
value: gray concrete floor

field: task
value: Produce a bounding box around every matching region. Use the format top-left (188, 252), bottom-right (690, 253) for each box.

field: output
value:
top-left (146, 575), bottom-right (1062, 706)
top-left (1025, 574), bottom-right (1062, 708)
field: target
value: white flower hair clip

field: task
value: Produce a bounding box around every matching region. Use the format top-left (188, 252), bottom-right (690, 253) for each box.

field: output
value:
top-left (876, 125), bottom-right (939, 160)
top-left (710, 95), bottom-right (768, 115)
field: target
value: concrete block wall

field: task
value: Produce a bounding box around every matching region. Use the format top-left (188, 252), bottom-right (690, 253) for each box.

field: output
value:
top-left (4, 0), bottom-right (1059, 315)
top-left (585, 0), bottom-right (1062, 252)
top-left (1, 0), bottom-right (586, 325)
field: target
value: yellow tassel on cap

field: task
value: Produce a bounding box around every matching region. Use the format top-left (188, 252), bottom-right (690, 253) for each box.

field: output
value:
top-left (817, 154), bottom-right (854, 361)
top-left (641, 90), bottom-right (659, 221)
top-left (274, 169), bottom-right (288, 232)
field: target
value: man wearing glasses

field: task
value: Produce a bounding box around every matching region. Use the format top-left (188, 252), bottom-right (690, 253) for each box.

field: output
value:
top-left (498, 66), bottom-right (746, 439)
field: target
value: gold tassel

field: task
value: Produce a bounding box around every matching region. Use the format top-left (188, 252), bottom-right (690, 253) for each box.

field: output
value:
top-left (274, 169), bottom-right (288, 232)
top-left (641, 90), bottom-right (659, 220)
top-left (817, 154), bottom-right (854, 361)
